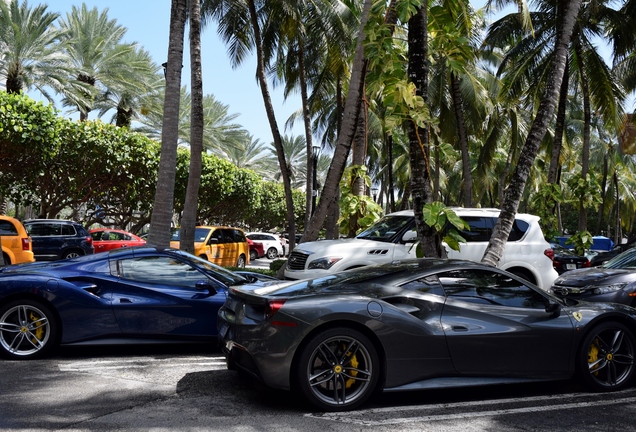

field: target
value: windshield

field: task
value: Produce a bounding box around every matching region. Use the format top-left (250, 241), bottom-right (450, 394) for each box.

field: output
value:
top-left (356, 215), bottom-right (413, 242)
top-left (602, 247), bottom-right (636, 269)
top-left (170, 227), bottom-right (212, 242)
top-left (170, 249), bottom-right (250, 285)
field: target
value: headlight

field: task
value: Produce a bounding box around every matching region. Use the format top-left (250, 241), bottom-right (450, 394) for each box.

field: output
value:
top-left (308, 257), bottom-right (342, 270)
top-left (592, 283), bottom-right (627, 294)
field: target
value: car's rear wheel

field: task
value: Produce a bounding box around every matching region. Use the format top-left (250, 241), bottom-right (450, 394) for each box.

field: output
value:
top-left (236, 254), bottom-right (246, 268)
top-left (266, 247), bottom-right (278, 260)
top-left (63, 250), bottom-right (82, 259)
top-left (578, 321), bottom-right (636, 391)
top-left (296, 327), bottom-right (379, 411)
top-left (0, 299), bottom-right (59, 359)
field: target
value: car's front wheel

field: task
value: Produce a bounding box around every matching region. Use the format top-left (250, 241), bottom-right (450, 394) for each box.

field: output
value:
top-left (250, 250), bottom-right (258, 261)
top-left (0, 300), bottom-right (59, 359)
top-left (63, 250), bottom-right (83, 259)
top-left (295, 327), bottom-right (379, 411)
top-left (578, 321), bottom-right (636, 391)
top-left (236, 254), bottom-right (246, 268)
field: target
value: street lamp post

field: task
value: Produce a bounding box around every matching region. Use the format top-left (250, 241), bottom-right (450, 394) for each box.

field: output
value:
top-left (312, 145), bottom-right (321, 215)
top-left (371, 186), bottom-right (379, 202)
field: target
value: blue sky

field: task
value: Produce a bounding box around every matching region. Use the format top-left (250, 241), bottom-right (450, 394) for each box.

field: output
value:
top-left (45, 0), bottom-right (304, 145)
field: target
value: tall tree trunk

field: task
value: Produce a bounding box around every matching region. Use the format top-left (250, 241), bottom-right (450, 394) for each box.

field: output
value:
top-left (299, 43), bottom-right (315, 231)
top-left (578, 47), bottom-right (591, 233)
top-left (147, 0), bottom-right (186, 248)
top-left (303, 0), bottom-right (373, 242)
top-left (450, 72), bottom-right (472, 207)
top-left (482, 0), bottom-right (583, 267)
top-left (548, 62), bottom-right (569, 184)
top-left (247, 0), bottom-right (296, 253)
top-left (181, 0), bottom-right (204, 255)
top-left (407, 4), bottom-right (439, 257)
top-left (387, 133), bottom-right (396, 212)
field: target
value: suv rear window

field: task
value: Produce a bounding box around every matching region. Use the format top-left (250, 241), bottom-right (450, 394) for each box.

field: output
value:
top-left (0, 220), bottom-right (18, 236)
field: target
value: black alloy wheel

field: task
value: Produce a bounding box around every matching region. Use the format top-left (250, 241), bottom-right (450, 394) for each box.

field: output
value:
top-left (296, 327), bottom-right (379, 411)
top-left (578, 321), bottom-right (636, 391)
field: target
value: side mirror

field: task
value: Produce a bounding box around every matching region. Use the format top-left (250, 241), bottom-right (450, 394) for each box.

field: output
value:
top-left (402, 230), bottom-right (417, 243)
top-left (545, 300), bottom-right (561, 317)
top-left (195, 280), bottom-right (218, 295)
top-left (207, 237), bottom-right (219, 245)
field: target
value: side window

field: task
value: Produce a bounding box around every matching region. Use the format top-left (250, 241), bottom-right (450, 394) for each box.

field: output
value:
top-left (400, 276), bottom-right (445, 296)
top-left (438, 269), bottom-right (547, 309)
top-left (0, 220), bottom-right (18, 236)
top-left (112, 231), bottom-right (125, 241)
top-left (507, 219), bottom-right (529, 241)
top-left (234, 230), bottom-right (246, 243)
top-left (459, 217), bottom-right (492, 242)
top-left (61, 224), bottom-right (75, 236)
top-left (118, 256), bottom-right (206, 288)
top-left (37, 223), bottom-right (61, 236)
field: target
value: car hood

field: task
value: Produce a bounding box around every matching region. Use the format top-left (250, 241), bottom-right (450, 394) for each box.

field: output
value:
top-left (293, 238), bottom-right (396, 256)
top-left (553, 267), bottom-right (636, 287)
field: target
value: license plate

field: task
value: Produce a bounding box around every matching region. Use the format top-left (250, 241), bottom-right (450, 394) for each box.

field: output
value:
top-left (219, 322), bottom-right (229, 338)
top-left (566, 263), bottom-right (576, 270)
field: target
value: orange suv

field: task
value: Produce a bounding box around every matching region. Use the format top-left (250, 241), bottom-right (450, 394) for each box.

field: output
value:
top-left (170, 226), bottom-right (249, 267)
top-left (0, 216), bottom-right (35, 265)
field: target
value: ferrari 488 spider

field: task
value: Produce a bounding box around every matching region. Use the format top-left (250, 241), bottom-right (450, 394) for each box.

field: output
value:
top-left (0, 247), bottom-right (277, 359)
top-left (219, 259), bottom-right (636, 411)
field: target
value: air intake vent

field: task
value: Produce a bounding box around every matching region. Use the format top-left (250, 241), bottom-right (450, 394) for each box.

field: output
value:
top-left (368, 249), bottom-right (389, 255)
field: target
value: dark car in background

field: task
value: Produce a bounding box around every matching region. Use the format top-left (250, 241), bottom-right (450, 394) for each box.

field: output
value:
top-left (551, 247), bottom-right (636, 307)
top-left (547, 243), bottom-right (590, 274)
top-left (590, 241), bottom-right (636, 266)
top-left (24, 219), bottom-right (94, 261)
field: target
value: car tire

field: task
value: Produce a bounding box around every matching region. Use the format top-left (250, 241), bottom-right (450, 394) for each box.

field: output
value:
top-left (295, 327), bottom-right (379, 411)
top-left (250, 250), bottom-right (258, 261)
top-left (236, 254), bottom-right (246, 268)
top-left (0, 299), bottom-right (59, 360)
top-left (266, 247), bottom-right (278, 260)
top-left (577, 321), bottom-right (636, 392)
top-left (199, 254), bottom-right (208, 261)
top-left (63, 250), bottom-right (82, 259)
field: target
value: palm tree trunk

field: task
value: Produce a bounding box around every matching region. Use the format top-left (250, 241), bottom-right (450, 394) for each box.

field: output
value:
top-left (298, 43), bottom-right (315, 231)
top-left (303, 0), bottom-right (373, 242)
top-left (147, 0), bottom-right (186, 248)
top-left (181, 0), bottom-right (204, 255)
top-left (247, 0), bottom-right (297, 252)
top-left (548, 62), bottom-right (569, 184)
top-left (578, 47), bottom-right (591, 232)
top-left (482, 0), bottom-right (584, 267)
top-left (450, 72), bottom-right (472, 207)
top-left (408, 4), bottom-right (439, 257)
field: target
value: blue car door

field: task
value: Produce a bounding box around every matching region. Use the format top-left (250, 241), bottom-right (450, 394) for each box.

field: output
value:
top-left (109, 254), bottom-right (226, 338)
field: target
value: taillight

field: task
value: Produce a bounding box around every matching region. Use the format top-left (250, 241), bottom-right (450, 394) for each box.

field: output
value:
top-left (583, 259), bottom-right (591, 268)
top-left (265, 299), bottom-right (286, 319)
top-left (86, 236), bottom-right (93, 245)
top-left (21, 238), bottom-right (30, 251)
top-left (544, 248), bottom-right (554, 261)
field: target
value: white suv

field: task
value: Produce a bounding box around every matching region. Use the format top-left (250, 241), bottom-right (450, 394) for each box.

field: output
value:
top-left (285, 208), bottom-right (558, 289)
top-left (246, 232), bottom-right (284, 259)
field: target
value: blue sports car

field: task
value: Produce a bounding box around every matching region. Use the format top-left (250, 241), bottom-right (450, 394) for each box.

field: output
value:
top-left (0, 246), bottom-right (278, 359)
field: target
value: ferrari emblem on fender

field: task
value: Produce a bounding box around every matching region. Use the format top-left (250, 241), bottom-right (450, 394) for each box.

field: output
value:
top-left (573, 312), bottom-right (583, 322)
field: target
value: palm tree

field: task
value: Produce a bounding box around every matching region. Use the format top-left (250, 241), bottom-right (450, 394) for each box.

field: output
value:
top-left (201, 0), bottom-right (297, 250)
top-left (147, 0), bottom-right (187, 248)
top-left (57, 4), bottom-right (139, 120)
top-left (180, 0), bottom-right (204, 254)
top-left (482, 0), bottom-right (584, 266)
top-left (0, 0), bottom-right (81, 102)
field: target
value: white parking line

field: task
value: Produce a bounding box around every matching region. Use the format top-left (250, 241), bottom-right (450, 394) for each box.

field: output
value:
top-left (306, 392), bottom-right (636, 426)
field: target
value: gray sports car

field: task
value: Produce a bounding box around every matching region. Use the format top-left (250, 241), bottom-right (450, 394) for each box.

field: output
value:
top-left (218, 259), bottom-right (636, 411)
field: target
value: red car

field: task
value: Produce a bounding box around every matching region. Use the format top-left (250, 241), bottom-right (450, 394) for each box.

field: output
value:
top-left (89, 228), bottom-right (146, 253)
top-left (248, 238), bottom-right (265, 261)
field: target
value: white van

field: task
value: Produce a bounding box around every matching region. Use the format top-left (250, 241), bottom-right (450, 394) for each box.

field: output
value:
top-left (284, 208), bottom-right (558, 289)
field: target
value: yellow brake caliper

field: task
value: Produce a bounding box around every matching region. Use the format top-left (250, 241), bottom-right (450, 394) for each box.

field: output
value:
top-left (588, 339), bottom-right (600, 375)
top-left (344, 347), bottom-right (359, 388)
top-left (29, 311), bottom-right (45, 344)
